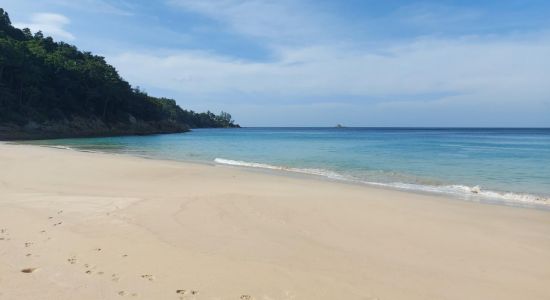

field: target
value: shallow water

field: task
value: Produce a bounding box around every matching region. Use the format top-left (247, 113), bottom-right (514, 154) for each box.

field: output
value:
top-left (23, 127), bottom-right (550, 207)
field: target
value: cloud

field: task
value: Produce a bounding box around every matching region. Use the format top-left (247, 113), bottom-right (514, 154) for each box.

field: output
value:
top-left (395, 3), bottom-right (483, 27)
top-left (109, 33), bottom-right (550, 101)
top-left (109, 1), bottom-right (543, 126)
top-left (52, 0), bottom-right (135, 16)
top-left (1, 0), bottom-right (135, 17)
top-left (106, 30), bottom-right (550, 126)
top-left (13, 12), bottom-right (75, 40)
top-left (167, 0), bottom-right (339, 45)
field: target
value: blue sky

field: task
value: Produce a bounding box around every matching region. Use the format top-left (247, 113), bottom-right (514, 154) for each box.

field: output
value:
top-left (3, 0), bottom-right (550, 126)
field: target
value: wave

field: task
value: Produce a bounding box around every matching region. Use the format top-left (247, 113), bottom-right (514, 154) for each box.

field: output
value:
top-left (214, 158), bottom-right (347, 180)
top-left (48, 145), bottom-right (75, 151)
top-left (214, 158), bottom-right (549, 207)
top-left (44, 145), bottom-right (104, 154)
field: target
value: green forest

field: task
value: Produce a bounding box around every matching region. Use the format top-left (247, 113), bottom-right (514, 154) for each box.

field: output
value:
top-left (0, 8), bottom-right (238, 139)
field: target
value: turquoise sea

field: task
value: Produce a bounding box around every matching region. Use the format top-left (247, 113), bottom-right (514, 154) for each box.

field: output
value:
top-left (24, 128), bottom-right (550, 207)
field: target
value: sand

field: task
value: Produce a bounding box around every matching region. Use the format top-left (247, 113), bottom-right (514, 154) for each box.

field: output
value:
top-left (0, 143), bottom-right (549, 300)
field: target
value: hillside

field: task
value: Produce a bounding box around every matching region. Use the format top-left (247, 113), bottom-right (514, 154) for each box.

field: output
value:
top-left (0, 8), bottom-right (238, 140)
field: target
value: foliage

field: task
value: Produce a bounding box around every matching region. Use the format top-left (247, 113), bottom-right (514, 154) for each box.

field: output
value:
top-left (0, 8), bottom-right (238, 131)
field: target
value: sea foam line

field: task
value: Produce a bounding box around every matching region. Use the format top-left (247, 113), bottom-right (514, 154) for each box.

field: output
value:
top-left (48, 145), bottom-right (75, 151)
top-left (214, 158), bottom-right (347, 180)
top-left (214, 158), bottom-right (549, 207)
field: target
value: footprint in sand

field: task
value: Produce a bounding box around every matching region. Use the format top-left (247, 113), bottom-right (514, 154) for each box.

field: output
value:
top-left (83, 264), bottom-right (98, 274)
top-left (1, 229), bottom-right (10, 241)
top-left (21, 267), bottom-right (38, 273)
top-left (24, 242), bottom-right (33, 247)
top-left (117, 291), bottom-right (137, 297)
top-left (176, 290), bottom-right (187, 300)
top-left (53, 222), bottom-right (63, 226)
top-left (240, 295), bottom-right (253, 300)
top-left (57, 210), bottom-right (63, 214)
top-left (67, 257), bottom-right (77, 264)
top-left (26, 253), bottom-right (32, 257)
top-left (93, 247), bottom-right (102, 252)
top-left (112, 273), bottom-right (120, 282)
top-left (177, 290), bottom-right (198, 294)
top-left (140, 274), bottom-right (155, 281)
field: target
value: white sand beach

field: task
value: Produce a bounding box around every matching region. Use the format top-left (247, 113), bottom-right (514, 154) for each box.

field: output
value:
top-left (0, 143), bottom-right (549, 300)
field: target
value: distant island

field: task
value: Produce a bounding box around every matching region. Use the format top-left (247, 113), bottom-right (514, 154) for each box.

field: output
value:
top-left (0, 8), bottom-right (238, 140)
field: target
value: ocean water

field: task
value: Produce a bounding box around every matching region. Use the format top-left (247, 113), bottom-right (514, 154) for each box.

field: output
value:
top-left (23, 128), bottom-right (550, 207)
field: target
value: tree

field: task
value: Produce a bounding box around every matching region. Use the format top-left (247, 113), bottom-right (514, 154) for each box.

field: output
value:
top-left (0, 8), bottom-right (11, 26)
top-left (0, 7), bottom-right (239, 139)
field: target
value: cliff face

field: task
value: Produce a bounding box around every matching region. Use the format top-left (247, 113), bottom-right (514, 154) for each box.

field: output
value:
top-left (0, 117), bottom-right (189, 140)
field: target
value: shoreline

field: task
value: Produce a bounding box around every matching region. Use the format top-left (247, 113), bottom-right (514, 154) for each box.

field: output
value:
top-left (1, 143), bottom-right (549, 299)
top-left (13, 141), bottom-right (550, 210)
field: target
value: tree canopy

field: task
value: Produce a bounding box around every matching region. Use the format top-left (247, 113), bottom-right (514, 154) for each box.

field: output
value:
top-left (0, 8), bottom-right (238, 139)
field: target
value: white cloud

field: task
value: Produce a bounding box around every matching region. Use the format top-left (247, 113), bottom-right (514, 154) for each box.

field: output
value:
top-left (13, 12), bottom-right (75, 40)
top-left (158, 1), bottom-right (549, 103)
top-left (106, 32), bottom-right (550, 126)
top-left (395, 3), bottom-right (483, 27)
top-left (99, 1), bottom-right (550, 126)
top-left (109, 34), bottom-right (550, 101)
top-left (52, 0), bottom-right (135, 16)
top-left (168, 0), bottom-right (337, 44)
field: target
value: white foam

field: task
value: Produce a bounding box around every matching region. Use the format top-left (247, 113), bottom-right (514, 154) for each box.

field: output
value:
top-left (214, 158), bottom-right (347, 180)
top-left (365, 182), bottom-right (548, 206)
top-left (48, 145), bottom-right (75, 151)
top-left (45, 145), bottom-right (104, 154)
top-left (214, 158), bottom-right (549, 207)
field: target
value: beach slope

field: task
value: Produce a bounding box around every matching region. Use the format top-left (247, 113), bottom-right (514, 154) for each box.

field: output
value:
top-left (0, 143), bottom-right (549, 299)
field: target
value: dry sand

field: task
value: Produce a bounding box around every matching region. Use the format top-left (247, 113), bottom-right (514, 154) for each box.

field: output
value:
top-left (0, 143), bottom-right (549, 300)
